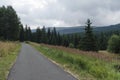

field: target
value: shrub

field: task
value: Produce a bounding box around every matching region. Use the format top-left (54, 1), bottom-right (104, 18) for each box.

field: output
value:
top-left (107, 35), bottom-right (120, 53)
top-left (69, 43), bottom-right (74, 48)
top-left (89, 65), bottom-right (108, 78)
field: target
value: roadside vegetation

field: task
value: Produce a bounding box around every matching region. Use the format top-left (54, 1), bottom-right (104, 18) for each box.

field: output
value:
top-left (27, 19), bottom-right (120, 80)
top-left (0, 41), bottom-right (21, 80)
top-left (29, 42), bottom-right (120, 80)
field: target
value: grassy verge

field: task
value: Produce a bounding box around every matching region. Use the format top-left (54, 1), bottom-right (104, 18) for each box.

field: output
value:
top-left (29, 42), bottom-right (120, 80)
top-left (0, 41), bottom-right (21, 80)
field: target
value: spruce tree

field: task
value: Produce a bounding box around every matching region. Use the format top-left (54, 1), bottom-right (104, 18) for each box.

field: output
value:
top-left (28, 27), bottom-right (32, 41)
top-left (79, 19), bottom-right (98, 51)
top-left (99, 32), bottom-right (107, 50)
top-left (0, 6), bottom-right (21, 40)
top-left (74, 34), bottom-right (81, 48)
top-left (47, 28), bottom-right (51, 44)
top-left (6, 6), bottom-right (21, 40)
top-left (62, 35), bottom-right (69, 47)
top-left (57, 32), bottom-right (62, 45)
top-left (19, 24), bottom-right (24, 42)
top-left (52, 27), bottom-right (57, 45)
top-left (36, 27), bottom-right (41, 43)
top-left (41, 26), bottom-right (47, 43)
top-left (24, 25), bottom-right (28, 41)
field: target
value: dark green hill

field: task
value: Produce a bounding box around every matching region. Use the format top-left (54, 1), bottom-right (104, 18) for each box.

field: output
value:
top-left (57, 24), bottom-right (120, 34)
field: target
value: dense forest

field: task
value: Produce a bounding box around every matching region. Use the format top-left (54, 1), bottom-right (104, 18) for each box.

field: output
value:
top-left (0, 6), bottom-right (21, 40)
top-left (0, 6), bottom-right (120, 53)
top-left (19, 19), bottom-right (120, 53)
top-left (19, 24), bottom-right (120, 53)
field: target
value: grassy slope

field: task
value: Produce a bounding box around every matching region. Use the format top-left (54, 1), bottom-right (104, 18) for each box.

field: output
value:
top-left (0, 41), bottom-right (21, 80)
top-left (29, 42), bottom-right (120, 80)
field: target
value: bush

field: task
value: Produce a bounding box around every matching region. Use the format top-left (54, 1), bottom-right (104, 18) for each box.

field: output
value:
top-left (89, 65), bottom-right (108, 78)
top-left (107, 35), bottom-right (120, 53)
top-left (69, 43), bottom-right (74, 48)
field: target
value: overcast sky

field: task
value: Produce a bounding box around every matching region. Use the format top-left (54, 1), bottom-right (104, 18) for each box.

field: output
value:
top-left (0, 0), bottom-right (120, 29)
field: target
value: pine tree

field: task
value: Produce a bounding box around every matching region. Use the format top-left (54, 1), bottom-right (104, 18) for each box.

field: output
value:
top-left (36, 27), bottom-right (41, 43)
top-left (28, 27), bottom-right (32, 41)
top-left (19, 24), bottom-right (24, 42)
top-left (74, 34), bottom-right (81, 48)
top-left (79, 19), bottom-right (98, 51)
top-left (6, 6), bottom-right (21, 40)
top-left (47, 28), bottom-right (51, 44)
top-left (0, 6), bottom-right (21, 40)
top-left (57, 32), bottom-right (62, 45)
top-left (62, 35), bottom-right (69, 47)
top-left (99, 32), bottom-right (107, 50)
top-left (0, 6), bottom-right (6, 40)
top-left (52, 27), bottom-right (57, 45)
top-left (24, 25), bottom-right (28, 41)
top-left (41, 26), bottom-right (47, 43)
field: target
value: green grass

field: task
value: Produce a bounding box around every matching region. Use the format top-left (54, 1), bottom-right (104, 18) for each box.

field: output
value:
top-left (0, 42), bottom-right (21, 80)
top-left (29, 42), bottom-right (120, 80)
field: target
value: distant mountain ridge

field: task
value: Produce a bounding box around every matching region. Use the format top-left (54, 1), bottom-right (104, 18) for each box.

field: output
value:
top-left (57, 24), bottom-right (120, 34)
top-left (32, 24), bottom-right (120, 34)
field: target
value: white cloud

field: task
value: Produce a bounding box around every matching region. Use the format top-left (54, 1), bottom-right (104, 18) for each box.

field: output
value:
top-left (0, 0), bottom-right (120, 29)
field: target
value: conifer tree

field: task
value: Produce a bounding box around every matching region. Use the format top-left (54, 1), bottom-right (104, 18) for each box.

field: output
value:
top-left (47, 28), bottom-right (51, 44)
top-left (19, 24), bottom-right (24, 42)
top-left (0, 6), bottom-right (21, 40)
top-left (52, 27), bottom-right (57, 45)
top-left (41, 26), bottom-right (47, 43)
top-left (57, 32), bottom-right (62, 45)
top-left (79, 19), bottom-right (98, 51)
top-left (36, 27), bottom-right (41, 43)
top-left (99, 32), bottom-right (107, 50)
top-left (24, 25), bottom-right (28, 41)
top-left (28, 27), bottom-right (32, 41)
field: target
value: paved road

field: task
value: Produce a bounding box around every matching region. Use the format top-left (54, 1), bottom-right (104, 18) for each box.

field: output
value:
top-left (7, 43), bottom-right (77, 80)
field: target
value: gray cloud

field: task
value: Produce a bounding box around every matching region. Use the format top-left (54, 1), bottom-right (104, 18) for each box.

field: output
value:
top-left (0, 0), bottom-right (120, 29)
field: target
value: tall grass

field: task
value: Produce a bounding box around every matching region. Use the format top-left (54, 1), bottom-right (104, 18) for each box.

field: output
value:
top-left (0, 41), bottom-right (19, 57)
top-left (0, 41), bottom-right (20, 80)
top-left (29, 42), bottom-right (120, 80)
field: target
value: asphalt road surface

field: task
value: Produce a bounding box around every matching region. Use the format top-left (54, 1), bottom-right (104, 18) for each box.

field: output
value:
top-left (7, 43), bottom-right (77, 80)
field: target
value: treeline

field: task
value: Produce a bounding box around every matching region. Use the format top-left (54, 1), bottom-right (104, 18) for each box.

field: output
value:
top-left (19, 25), bottom-right (81, 48)
top-left (0, 6), bottom-right (21, 40)
top-left (97, 31), bottom-right (120, 50)
top-left (0, 5), bottom-right (120, 53)
top-left (19, 19), bottom-right (120, 53)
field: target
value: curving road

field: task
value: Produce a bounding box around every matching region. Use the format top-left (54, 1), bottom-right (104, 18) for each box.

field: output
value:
top-left (7, 43), bottom-right (77, 80)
